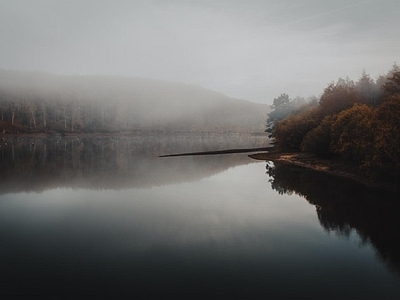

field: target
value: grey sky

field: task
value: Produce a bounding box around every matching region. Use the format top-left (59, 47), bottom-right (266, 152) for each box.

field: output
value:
top-left (1, 0), bottom-right (399, 103)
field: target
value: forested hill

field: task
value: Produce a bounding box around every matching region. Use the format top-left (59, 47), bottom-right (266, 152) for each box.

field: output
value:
top-left (0, 69), bottom-right (267, 134)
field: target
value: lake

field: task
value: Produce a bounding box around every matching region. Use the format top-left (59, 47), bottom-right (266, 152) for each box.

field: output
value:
top-left (1, 135), bottom-right (400, 299)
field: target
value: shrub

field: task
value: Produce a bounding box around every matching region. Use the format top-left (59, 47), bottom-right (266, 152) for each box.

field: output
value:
top-left (301, 115), bottom-right (336, 157)
top-left (273, 107), bottom-right (322, 151)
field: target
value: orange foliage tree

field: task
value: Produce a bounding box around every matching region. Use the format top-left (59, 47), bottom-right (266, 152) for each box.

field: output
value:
top-left (271, 66), bottom-right (400, 182)
top-left (330, 104), bottom-right (375, 163)
top-left (372, 95), bottom-right (400, 175)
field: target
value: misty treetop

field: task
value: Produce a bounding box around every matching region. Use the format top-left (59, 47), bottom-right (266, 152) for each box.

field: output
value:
top-left (265, 93), bottom-right (318, 135)
top-left (0, 69), bottom-right (266, 134)
top-left (268, 64), bottom-right (400, 181)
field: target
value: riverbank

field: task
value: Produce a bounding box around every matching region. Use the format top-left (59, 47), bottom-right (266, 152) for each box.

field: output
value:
top-left (249, 151), bottom-right (399, 193)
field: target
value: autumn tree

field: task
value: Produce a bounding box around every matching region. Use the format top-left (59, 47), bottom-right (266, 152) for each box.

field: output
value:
top-left (272, 107), bottom-right (322, 151)
top-left (372, 95), bottom-right (400, 175)
top-left (319, 81), bottom-right (358, 116)
top-left (301, 115), bottom-right (336, 157)
top-left (382, 65), bottom-right (400, 99)
top-left (330, 104), bottom-right (375, 164)
top-left (266, 94), bottom-right (313, 135)
top-left (355, 71), bottom-right (380, 105)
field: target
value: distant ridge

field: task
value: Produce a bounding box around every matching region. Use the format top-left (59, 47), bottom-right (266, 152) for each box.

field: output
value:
top-left (0, 69), bottom-right (267, 134)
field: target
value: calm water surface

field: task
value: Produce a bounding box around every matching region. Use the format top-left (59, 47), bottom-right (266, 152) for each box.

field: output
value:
top-left (0, 135), bottom-right (400, 298)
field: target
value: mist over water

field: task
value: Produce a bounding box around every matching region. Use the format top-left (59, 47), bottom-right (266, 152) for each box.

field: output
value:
top-left (0, 134), bottom-right (267, 192)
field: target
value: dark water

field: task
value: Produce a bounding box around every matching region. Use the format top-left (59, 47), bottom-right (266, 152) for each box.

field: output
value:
top-left (1, 135), bottom-right (400, 299)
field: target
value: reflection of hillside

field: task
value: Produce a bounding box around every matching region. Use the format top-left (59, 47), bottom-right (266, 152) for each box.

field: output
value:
top-left (0, 135), bottom-right (267, 193)
top-left (267, 162), bottom-right (400, 276)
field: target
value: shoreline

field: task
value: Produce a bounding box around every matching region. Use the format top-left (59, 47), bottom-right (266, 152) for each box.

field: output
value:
top-left (0, 131), bottom-right (264, 139)
top-left (249, 151), bottom-right (398, 193)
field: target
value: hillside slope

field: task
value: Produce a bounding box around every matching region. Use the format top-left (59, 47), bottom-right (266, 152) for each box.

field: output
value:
top-left (0, 69), bottom-right (267, 134)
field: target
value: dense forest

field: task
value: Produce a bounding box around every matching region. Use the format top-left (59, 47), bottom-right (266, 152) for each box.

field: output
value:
top-left (267, 65), bottom-right (400, 182)
top-left (0, 69), bottom-right (266, 134)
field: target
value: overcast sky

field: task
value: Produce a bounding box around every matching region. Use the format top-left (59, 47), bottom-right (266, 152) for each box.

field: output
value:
top-left (1, 0), bottom-right (399, 103)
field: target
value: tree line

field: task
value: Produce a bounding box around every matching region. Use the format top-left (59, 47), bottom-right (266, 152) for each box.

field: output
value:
top-left (0, 69), bottom-right (266, 134)
top-left (267, 64), bottom-right (400, 181)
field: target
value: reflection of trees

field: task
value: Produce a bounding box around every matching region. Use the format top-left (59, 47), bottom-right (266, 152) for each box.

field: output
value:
top-left (0, 135), bottom-right (267, 193)
top-left (267, 162), bottom-right (400, 276)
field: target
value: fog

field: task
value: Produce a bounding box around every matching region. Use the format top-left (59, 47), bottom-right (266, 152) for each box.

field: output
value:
top-left (1, 0), bottom-right (399, 104)
top-left (0, 69), bottom-right (267, 133)
top-left (0, 135), bottom-right (269, 193)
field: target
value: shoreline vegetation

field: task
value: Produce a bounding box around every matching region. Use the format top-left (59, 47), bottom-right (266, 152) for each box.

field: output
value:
top-left (2, 66), bottom-right (399, 193)
top-left (263, 65), bottom-right (400, 193)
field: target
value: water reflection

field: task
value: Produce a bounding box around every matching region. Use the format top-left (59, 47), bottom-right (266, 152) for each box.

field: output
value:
top-left (266, 161), bottom-right (400, 276)
top-left (1, 138), bottom-right (400, 298)
top-left (0, 134), bottom-right (267, 193)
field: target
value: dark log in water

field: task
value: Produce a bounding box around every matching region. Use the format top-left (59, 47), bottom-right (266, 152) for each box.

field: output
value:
top-left (159, 147), bottom-right (274, 157)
